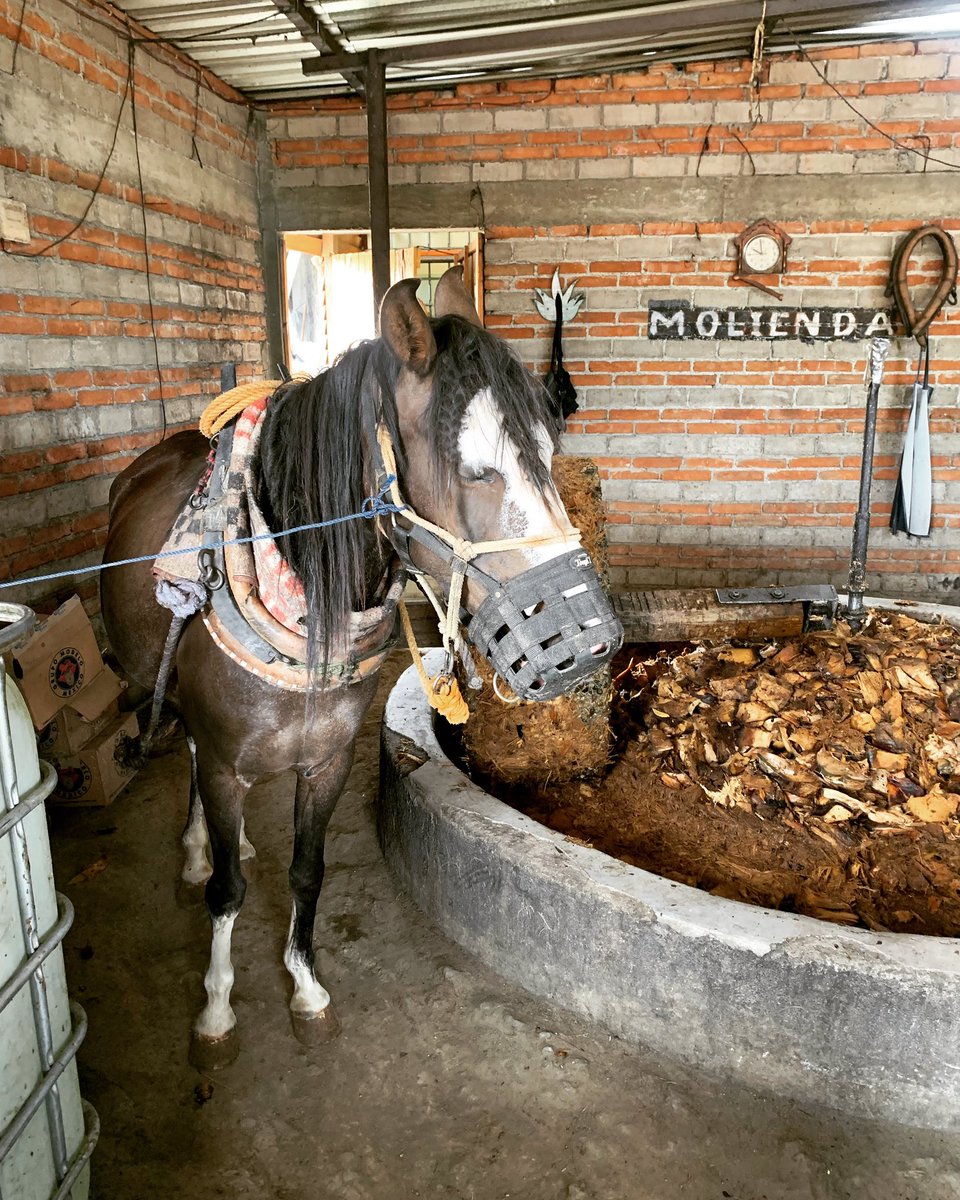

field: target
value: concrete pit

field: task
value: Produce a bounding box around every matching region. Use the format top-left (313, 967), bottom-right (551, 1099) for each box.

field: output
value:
top-left (379, 600), bottom-right (960, 1132)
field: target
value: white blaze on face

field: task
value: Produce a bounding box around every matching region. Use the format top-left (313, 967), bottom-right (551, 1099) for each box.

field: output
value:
top-left (457, 388), bottom-right (581, 565)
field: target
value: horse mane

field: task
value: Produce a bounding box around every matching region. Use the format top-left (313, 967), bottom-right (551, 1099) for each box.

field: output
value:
top-left (425, 315), bottom-right (559, 498)
top-left (256, 315), bottom-right (558, 672)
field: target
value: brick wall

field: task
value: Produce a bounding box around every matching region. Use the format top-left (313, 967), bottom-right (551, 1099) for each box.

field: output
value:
top-left (0, 0), bottom-right (268, 609)
top-left (267, 39), bottom-right (960, 601)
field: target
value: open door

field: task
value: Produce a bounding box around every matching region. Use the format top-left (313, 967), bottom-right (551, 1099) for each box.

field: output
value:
top-left (462, 232), bottom-right (485, 324)
top-left (282, 229), bottom-right (482, 374)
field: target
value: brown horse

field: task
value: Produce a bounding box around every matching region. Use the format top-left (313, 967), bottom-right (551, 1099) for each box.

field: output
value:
top-left (100, 271), bottom-right (621, 1067)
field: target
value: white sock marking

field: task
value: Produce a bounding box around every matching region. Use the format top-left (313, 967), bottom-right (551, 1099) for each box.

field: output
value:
top-left (239, 816), bottom-right (256, 862)
top-left (283, 905), bottom-right (331, 1018)
top-left (195, 911), bottom-right (238, 1041)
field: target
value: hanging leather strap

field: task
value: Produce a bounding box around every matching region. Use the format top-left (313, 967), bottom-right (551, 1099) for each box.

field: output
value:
top-left (886, 224), bottom-right (958, 347)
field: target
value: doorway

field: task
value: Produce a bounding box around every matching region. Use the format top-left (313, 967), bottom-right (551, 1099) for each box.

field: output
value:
top-left (282, 228), bottom-right (483, 376)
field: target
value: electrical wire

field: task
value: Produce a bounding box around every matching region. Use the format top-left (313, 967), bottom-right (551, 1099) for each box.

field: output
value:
top-left (127, 38), bottom-right (168, 442)
top-left (1, 0), bottom-right (28, 75)
top-left (0, 53), bottom-right (131, 257)
top-left (783, 22), bottom-right (960, 173)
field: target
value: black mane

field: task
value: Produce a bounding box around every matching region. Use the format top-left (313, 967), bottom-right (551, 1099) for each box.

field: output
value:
top-left (257, 316), bottom-right (558, 671)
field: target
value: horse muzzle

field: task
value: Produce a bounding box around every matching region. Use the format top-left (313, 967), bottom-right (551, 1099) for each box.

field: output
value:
top-left (467, 550), bottom-right (623, 701)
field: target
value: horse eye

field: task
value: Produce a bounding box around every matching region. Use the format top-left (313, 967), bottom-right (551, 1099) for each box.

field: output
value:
top-left (461, 466), bottom-right (500, 485)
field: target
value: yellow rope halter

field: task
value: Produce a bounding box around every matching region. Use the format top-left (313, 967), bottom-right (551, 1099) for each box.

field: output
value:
top-left (199, 380), bottom-right (286, 439)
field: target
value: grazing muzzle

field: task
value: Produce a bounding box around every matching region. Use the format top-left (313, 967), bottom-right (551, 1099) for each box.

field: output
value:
top-left (467, 550), bottom-right (622, 701)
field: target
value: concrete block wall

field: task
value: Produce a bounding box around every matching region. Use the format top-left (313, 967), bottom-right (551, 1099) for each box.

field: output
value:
top-left (267, 39), bottom-right (960, 601)
top-left (0, 0), bottom-right (268, 608)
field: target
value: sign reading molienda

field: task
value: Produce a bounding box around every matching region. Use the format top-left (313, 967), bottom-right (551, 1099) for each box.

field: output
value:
top-left (647, 300), bottom-right (894, 342)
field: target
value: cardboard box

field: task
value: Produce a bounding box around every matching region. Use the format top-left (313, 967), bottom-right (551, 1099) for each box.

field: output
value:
top-left (38, 699), bottom-right (120, 758)
top-left (49, 711), bottom-right (140, 807)
top-left (10, 596), bottom-right (124, 730)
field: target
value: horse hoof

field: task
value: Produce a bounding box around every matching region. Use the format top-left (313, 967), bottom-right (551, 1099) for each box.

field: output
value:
top-left (290, 1006), bottom-right (340, 1046)
top-left (189, 1027), bottom-right (239, 1071)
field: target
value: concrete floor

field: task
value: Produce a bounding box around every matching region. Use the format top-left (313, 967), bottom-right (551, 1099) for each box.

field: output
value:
top-left (49, 656), bottom-right (960, 1200)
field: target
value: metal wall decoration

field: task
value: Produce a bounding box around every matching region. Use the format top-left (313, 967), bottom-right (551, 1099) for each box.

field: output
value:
top-left (648, 300), bottom-right (894, 343)
top-left (534, 268), bottom-right (585, 323)
top-left (535, 269), bottom-right (584, 422)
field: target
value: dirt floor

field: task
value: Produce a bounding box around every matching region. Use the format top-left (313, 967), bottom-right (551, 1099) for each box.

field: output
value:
top-left (49, 654), bottom-right (960, 1200)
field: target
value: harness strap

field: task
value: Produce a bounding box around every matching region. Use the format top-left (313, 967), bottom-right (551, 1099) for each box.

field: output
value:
top-left (374, 422), bottom-right (579, 665)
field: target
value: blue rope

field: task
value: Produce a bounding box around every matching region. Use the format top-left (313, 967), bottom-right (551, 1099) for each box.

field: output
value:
top-left (0, 477), bottom-right (406, 592)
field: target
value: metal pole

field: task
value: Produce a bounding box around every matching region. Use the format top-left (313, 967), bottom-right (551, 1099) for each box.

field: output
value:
top-left (366, 48), bottom-right (391, 330)
top-left (846, 337), bottom-right (890, 628)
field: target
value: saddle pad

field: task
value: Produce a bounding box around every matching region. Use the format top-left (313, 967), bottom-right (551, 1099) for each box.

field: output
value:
top-left (154, 393), bottom-right (307, 635)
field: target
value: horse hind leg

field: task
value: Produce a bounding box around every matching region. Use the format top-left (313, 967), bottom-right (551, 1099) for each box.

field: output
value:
top-left (181, 735), bottom-right (212, 886)
top-left (181, 738), bottom-right (252, 898)
top-left (189, 761), bottom-right (250, 1070)
top-left (284, 757), bottom-right (352, 1045)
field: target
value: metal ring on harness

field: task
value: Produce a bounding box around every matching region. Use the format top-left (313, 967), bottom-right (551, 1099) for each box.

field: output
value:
top-left (197, 548), bottom-right (224, 592)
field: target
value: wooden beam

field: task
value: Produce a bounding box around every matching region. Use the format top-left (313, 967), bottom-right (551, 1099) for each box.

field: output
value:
top-left (613, 591), bottom-right (805, 644)
top-left (404, 589), bottom-right (808, 650)
top-left (366, 48), bottom-right (391, 330)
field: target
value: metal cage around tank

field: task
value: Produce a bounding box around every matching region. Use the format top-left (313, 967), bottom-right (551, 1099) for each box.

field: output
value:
top-left (0, 602), bottom-right (99, 1200)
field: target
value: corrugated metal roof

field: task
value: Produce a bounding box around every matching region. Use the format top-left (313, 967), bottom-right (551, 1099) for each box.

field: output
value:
top-left (111, 0), bottom-right (960, 100)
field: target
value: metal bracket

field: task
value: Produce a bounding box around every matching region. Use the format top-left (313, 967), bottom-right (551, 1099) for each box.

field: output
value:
top-left (715, 584), bottom-right (838, 633)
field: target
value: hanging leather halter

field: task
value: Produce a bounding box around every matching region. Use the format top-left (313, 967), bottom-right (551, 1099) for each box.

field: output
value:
top-left (886, 224), bottom-right (958, 347)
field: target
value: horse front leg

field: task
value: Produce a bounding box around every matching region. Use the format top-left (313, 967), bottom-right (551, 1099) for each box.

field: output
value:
top-left (189, 758), bottom-right (250, 1070)
top-left (284, 752), bottom-right (354, 1045)
top-left (181, 735), bottom-right (255, 886)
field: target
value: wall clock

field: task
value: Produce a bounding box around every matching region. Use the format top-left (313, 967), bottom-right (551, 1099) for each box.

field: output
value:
top-left (733, 219), bottom-right (791, 299)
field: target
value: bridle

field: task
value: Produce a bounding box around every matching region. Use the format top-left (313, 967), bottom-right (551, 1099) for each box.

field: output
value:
top-left (366, 396), bottom-right (623, 703)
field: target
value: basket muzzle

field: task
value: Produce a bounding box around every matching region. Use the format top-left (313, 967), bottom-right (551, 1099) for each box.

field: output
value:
top-left (466, 550), bottom-right (623, 701)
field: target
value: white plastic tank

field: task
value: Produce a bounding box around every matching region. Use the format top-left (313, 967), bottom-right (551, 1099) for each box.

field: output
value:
top-left (0, 603), bottom-right (96, 1199)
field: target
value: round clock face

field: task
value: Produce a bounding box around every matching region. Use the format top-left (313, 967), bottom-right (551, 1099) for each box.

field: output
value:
top-left (742, 234), bottom-right (781, 273)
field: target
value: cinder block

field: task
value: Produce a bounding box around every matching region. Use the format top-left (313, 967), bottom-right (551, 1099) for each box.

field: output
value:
top-left (493, 109), bottom-right (547, 131)
top-left (390, 112), bottom-right (440, 136)
top-left (3, 490), bottom-right (47, 531)
top-left (547, 106), bottom-right (602, 129)
top-left (284, 115), bottom-right (339, 138)
top-left (631, 156), bottom-right (687, 177)
top-left (767, 60), bottom-right (818, 85)
top-left (315, 164), bottom-right (367, 185)
top-left (887, 54), bottom-right (947, 79)
top-left (471, 162), bottom-right (524, 183)
top-left (658, 101), bottom-right (714, 123)
top-left (27, 339), bottom-right (73, 369)
top-left (338, 115), bottom-right (367, 137)
top-left (417, 164), bottom-right (472, 184)
top-left (602, 104), bottom-right (658, 126)
top-left (522, 160), bottom-right (578, 181)
top-left (578, 159), bottom-right (632, 179)
top-left (442, 111), bottom-right (494, 133)
top-left (44, 482), bottom-right (87, 522)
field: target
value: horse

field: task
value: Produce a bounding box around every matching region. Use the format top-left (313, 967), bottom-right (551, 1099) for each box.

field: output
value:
top-left (100, 269), bottom-right (621, 1068)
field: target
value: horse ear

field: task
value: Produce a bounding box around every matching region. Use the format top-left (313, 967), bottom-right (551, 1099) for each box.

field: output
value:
top-left (433, 266), bottom-right (482, 327)
top-left (379, 279), bottom-right (436, 376)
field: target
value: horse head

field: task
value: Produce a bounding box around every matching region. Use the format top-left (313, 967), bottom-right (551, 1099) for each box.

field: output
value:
top-left (378, 268), bottom-right (622, 702)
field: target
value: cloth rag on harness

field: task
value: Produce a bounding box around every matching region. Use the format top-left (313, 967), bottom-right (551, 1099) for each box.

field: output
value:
top-left (154, 390), bottom-right (403, 691)
top-left (886, 224), bottom-right (958, 539)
